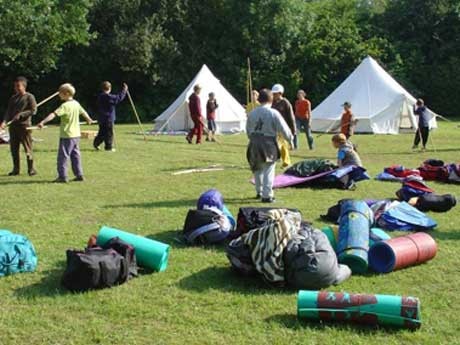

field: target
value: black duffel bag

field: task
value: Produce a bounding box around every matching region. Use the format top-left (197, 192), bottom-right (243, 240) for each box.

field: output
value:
top-left (62, 237), bottom-right (137, 292)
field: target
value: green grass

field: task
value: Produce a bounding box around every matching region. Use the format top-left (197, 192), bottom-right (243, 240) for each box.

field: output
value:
top-left (0, 122), bottom-right (459, 345)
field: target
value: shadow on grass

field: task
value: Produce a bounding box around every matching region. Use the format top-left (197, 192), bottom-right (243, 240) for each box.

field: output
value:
top-left (104, 199), bottom-right (196, 209)
top-left (178, 266), bottom-right (292, 295)
top-left (0, 179), bottom-right (52, 186)
top-left (14, 265), bottom-right (68, 299)
top-left (431, 230), bottom-right (460, 241)
top-left (265, 313), bottom-right (405, 334)
top-left (146, 231), bottom-right (187, 249)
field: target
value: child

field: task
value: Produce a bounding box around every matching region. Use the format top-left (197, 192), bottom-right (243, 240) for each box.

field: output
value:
top-left (38, 83), bottom-right (95, 183)
top-left (294, 89), bottom-right (314, 150)
top-left (206, 92), bottom-right (218, 142)
top-left (94, 81), bottom-right (127, 151)
top-left (331, 133), bottom-right (362, 167)
top-left (340, 102), bottom-right (358, 139)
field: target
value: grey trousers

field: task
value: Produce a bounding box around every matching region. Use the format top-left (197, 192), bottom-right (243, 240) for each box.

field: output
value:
top-left (57, 138), bottom-right (83, 179)
top-left (254, 162), bottom-right (276, 198)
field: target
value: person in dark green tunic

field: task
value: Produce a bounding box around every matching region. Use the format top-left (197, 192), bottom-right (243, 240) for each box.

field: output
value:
top-left (0, 77), bottom-right (37, 176)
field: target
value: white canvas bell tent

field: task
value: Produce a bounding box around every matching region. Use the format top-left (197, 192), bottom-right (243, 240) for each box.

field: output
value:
top-left (153, 64), bottom-right (246, 133)
top-left (311, 56), bottom-right (437, 134)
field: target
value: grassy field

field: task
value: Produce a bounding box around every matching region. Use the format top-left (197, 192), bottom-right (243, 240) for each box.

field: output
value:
top-left (0, 122), bottom-right (459, 345)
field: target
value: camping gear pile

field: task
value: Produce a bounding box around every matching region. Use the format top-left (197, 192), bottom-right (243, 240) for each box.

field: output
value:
top-left (321, 199), bottom-right (438, 275)
top-left (257, 158), bottom-right (369, 190)
top-left (182, 189), bottom-right (236, 245)
top-left (62, 226), bottom-right (170, 292)
top-left (377, 160), bottom-right (460, 184)
top-left (226, 207), bottom-right (352, 289)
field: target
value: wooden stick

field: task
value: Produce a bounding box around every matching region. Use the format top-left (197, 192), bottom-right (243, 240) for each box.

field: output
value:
top-left (7, 91), bottom-right (59, 126)
top-left (126, 89), bottom-right (147, 141)
top-left (26, 126), bottom-right (47, 130)
top-left (172, 167), bottom-right (225, 176)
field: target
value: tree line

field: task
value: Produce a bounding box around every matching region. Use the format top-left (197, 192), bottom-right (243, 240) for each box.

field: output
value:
top-left (0, 0), bottom-right (459, 122)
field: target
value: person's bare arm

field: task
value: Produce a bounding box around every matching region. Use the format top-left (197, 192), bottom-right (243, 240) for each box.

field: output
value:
top-left (37, 113), bottom-right (56, 128)
top-left (80, 107), bottom-right (95, 124)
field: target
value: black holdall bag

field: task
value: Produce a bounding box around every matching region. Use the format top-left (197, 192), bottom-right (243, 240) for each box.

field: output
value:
top-left (62, 237), bottom-right (138, 292)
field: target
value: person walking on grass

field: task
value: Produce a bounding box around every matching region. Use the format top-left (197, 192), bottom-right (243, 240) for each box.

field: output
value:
top-left (412, 99), bottom-right (430, 151)
top-left (38, 83), bottom-right (95, 183)
top-left (294, 89), bottom-right (314, 150)
top-left (272, 84), bottom-right (296, 168)
top-left (340, 102), bottom-right (358, 139)
top-left (93, 81), bottom-right (127, 152)
top-left (247, 89), bottom-right (293, 203)
top-left (186, 84), bottom-right (203, 144)
top-left (0, 77), bottom-right (37, 176)
top-left (206, 92), bottom-right (218, 142)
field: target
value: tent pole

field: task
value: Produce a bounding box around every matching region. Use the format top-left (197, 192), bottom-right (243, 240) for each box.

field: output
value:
top-left (126, 89), bottom-right (147, 141)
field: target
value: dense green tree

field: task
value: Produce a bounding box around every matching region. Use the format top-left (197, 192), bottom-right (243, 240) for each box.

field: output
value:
top-left (0, 0), bottom-right (93, 79)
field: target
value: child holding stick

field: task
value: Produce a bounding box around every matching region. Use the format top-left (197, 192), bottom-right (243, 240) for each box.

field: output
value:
top-left (38, 83), bottom-right (95, 183)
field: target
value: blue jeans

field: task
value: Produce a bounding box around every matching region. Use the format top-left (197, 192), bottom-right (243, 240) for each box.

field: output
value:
top-left (294, 118), bottom-right (314, 150)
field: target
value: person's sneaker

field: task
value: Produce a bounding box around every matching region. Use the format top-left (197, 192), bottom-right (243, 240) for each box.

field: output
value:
top-left (73, 176), bottom-right (84, 182)
top-left (412, 145), bottom-right (418, 150)
top-left (255, 193), bottom-right (261, 199)
top-left (211, 138), bottom-right (216, 142)
top-left (8, 171), bottom-right (19, 176)
top-left (261, 197), bottom-right (276, 203)
top-left (421, 147), bottom-right (426, 152)
top-left (186, 136), bottom-right (192, 144)
top-left (94, 145), bottom-right (100, 151)
top-left (53, 177), bottom-right (68, 183)
top-left (205, 138), bottom-right (210, 142)
top-left (28, 170), bottom-right (37, 176)
top-left (105, 148), bottom-right (116, 152)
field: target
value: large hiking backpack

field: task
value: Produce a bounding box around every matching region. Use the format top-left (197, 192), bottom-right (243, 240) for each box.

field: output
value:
top-left (183, 208), bottom-right (232, 245)
top-left (396, 177), bottom-right (434, 201)
top-left (62, 237), bottom-right (137, 292)
top-left (0, 230), bottom-right (37, 277)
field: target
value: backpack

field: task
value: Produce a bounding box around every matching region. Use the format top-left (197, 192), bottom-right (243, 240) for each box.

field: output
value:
top-left (447, 164), bottom-right (460, 183)
top-left (62, 237), bottom-right (137, 292)
top-left (183, 208), bottom-right (231, 245)
top-left (418, 160), bottom-right (449, 181)
top-left (233, 207), bottom-right (302, 239)
top-left (396, 177), bottom-right (434, 201)
top-left (0, 230), bottom-right (37, 277)
top-left (414, 194), bottom-right (457, 213)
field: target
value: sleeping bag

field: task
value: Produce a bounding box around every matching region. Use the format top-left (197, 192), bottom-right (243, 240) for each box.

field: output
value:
top-left (226, 238), bottom-right (256, 276)
top-left (396, 177), bottom-right (434, 201)
top-left (411, 194), bottom-right (457, 212)
top-left (285, 159), bottom-right (337, 177)
top-left (283, 226), bottom-right (351, 289)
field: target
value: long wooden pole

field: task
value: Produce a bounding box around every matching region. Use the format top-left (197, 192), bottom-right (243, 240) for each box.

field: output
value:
top-left (126, 89), bottom-right (147, 141)
top-left (7, 91), bottom-right (59, 126)
top-left (247, 57), bottom-right (254, 106)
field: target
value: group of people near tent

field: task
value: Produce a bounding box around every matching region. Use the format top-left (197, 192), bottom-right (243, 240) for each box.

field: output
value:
top-left (1, 77), bottom-right (128, 182)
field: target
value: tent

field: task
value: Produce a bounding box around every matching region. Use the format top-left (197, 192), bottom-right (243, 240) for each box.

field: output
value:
top-left (154, 65), bottom-right (246, 133)
top-left (311, 56), bottom-right (437, 134)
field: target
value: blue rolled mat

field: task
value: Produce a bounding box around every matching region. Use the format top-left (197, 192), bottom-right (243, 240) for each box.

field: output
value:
top-left (337, 200), bottom-right (374, 274)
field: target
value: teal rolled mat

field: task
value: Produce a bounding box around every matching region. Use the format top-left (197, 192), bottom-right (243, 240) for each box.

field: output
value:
top-left (97, 226), bottom-right (170, 272)
top-left (297, 290), bottom-right (421, 329)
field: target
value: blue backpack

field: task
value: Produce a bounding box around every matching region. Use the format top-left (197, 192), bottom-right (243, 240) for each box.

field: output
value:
top-left (0, 230), bottom-right (37, 277)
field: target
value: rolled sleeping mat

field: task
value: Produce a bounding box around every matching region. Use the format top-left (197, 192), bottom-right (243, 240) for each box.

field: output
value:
top-left (368, 232), bottom-right (437, 274)
top-left (297, 290), bottom-right (421, 330)
top-left (321, 226), bottom-right (338, 251)
top-left (222, 205), bottom-right (236, 229)
top-left (97, 226), bottom-right (170, 272)
top-left (337, 200), bottom-right (374, 274)
top-left (369, 228), bottom-right (391, 247)
top-left (323, 227), bottom-right (389, 251)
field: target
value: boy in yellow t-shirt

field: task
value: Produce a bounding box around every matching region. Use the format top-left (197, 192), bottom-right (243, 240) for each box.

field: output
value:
top-left (38, 83), bottom-right (95, 183)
